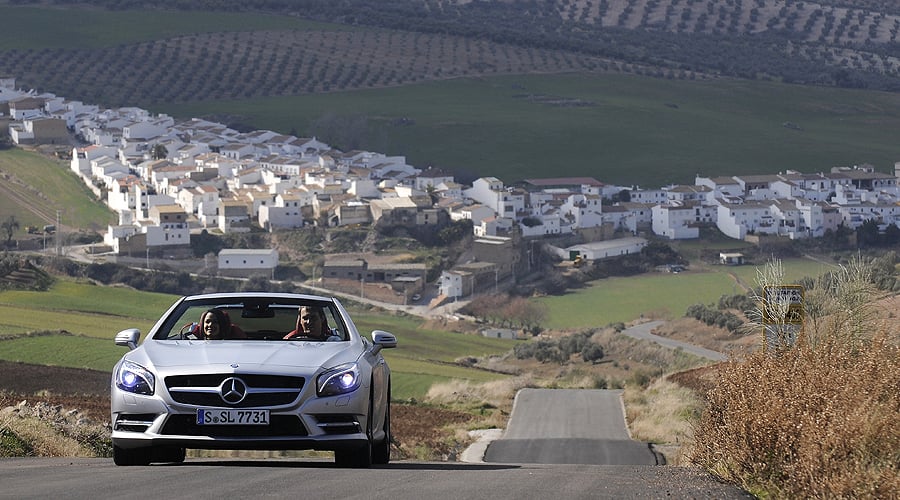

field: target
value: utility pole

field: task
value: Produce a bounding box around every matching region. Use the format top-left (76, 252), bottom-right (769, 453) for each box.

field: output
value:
top-left (55, 210), bottom-right (61, 256)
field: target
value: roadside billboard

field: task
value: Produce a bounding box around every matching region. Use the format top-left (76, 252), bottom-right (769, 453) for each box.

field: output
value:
top-left (762, 285), bottom-right (804, 350)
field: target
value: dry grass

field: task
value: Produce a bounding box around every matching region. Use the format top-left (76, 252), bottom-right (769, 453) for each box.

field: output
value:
top-left (0, 408), bottom-right (96, 457)
top-left (418, 376), bottom-right (543, 458)
top-left (425, 375), bottom-right (540, 433)
top-left (689, 257), bottom-right (900, 498)
top-left (691, 334), bottom-right (899, 498)
top-left (623, 378), bottom-right (702, 465)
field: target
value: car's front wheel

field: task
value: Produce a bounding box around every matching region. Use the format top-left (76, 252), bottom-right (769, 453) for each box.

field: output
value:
top-left (372, 385), bottom-right (391, 465)
top-left (153, 446), bottom-right (186, 464)
top-left (113, 444), bottom-right (151, 466)
top-left (334, 390), bottom-right (378, 468)
top-left (334, 440), bottom-right (372, 468)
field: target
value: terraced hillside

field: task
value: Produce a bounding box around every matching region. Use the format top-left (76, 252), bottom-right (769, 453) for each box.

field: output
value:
top-left (0, 27), bottom-right (620, 108)
top-left (1, 0), bottom-right (899, 114)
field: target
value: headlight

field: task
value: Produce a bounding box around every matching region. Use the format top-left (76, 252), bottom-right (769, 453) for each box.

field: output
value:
top-left (115, 360), bottom-right (155, 395)
top-left (317, 363), bottom-right (361, 397)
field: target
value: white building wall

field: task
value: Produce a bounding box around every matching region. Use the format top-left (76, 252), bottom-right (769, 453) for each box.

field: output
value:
top-left (629, 188), bottom-right (668, 204)
top-left (652, 205), bottom-right (699, 239)
top-left (259, 204), bottom-right (305, 229)
top-left (715, 205), bottom-right (745, 239)
top-left (104, 224), bottom-right (138, 251)
top-left (464, 177), bottom-right (504, 213)
top-left (144, 223), bottom-right (190, 247)
top-left (218, 249), bottom-right (279, 270)
top-left (349, 178), bottom-right (380, 198)
top-left (520, 214), bottom-right (562, 237)
top-left (438, 271), bottom-right (464, 298)
top-left (561, 194), bottom-right (603, 229)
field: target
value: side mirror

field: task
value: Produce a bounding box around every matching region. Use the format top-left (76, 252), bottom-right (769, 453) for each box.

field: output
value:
top-left (115, 328), bottom-right (141, 351)
top-left (371, 330), bottom-right (397, 354)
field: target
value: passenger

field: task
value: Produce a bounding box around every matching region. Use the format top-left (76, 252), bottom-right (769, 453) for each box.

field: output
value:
top-left (197, 308), bottom-right (247, 340)
top-left (283, 305), bottom-right (337, 340)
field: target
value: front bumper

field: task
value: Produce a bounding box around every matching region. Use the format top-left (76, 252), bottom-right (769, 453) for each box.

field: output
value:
top-left (111, 389), bottom-right (371, 452)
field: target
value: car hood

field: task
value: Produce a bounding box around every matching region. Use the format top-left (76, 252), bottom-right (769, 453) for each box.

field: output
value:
top-left (135, 340), bottom-right (359, 373)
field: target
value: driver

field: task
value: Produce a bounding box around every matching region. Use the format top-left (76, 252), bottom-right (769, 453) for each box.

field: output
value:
top-left (195, 308), bottom-right (247, 340)
top-left (283, 305), bottom-right (337, 340)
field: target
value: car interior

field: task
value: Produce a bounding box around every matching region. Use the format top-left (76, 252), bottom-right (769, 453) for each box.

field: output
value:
top-left (157, 300), bottom-right (347, 341)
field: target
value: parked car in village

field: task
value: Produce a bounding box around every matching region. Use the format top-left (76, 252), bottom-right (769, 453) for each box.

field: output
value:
top-left (110, 292), bottom-right (397, 467)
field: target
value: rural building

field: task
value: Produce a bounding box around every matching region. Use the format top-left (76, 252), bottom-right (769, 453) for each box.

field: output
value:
top-left (553, 237), bottom-right (647, 262)
top-left (719, 252), bottom-right (745, 265)
top-left (481, 328), bottom-right (520, 340)
top-left (9, 116), bottom-right (68, 145)
top-left (217, 248), bottom-right (279, 277)
top-left (322, 259), bottom-right (426, 286)
top-left (437, 268), bottom-right (475, 299)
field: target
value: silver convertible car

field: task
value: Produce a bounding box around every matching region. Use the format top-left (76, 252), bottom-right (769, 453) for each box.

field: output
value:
top-left (110, 292), bottom-right (397, 467)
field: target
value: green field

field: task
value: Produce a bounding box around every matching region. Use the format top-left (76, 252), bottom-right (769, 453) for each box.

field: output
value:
top-left (537, 258), bottom-right (837, 330)
top-left (0, 148), bottom-right (116, 231)
top-left (0, 281), bottom-right (178, 338)
top-left (149, 73), bottom-right (900, 186)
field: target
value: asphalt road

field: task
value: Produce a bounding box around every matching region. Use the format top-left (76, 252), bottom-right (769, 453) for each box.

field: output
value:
top-left (0, 457), bottom-right (753, 499)
top-left (621, 321), bottom-right (728, 361)
top-left (484, 388), bottom-right (663, 466)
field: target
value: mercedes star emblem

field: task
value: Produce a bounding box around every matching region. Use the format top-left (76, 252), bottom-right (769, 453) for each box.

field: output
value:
top-left (219, 377), bottom-right (248, 404)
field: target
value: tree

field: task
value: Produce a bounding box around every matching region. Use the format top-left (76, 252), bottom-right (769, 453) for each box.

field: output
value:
top-left (425, 184), bottom-right (439, 206)
top-left (150, 143), bottom-right (168, 160)
top-left (581, 342), bottom-right (605, 363)
top-left (2, 215), bottom-right (20, 246)
top-left (856, 219), bottom-right (880, 247)
top-left (438, 219), bottom-right (472, 245)
top-left (882, 224), bottom-right (900, 246)
top-left (609, 189), bottom-right (631, 203)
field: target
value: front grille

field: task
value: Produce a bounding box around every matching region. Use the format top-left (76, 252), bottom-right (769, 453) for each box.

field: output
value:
top-left (160, 414), bottom-right (308, 437)
top-left (164, 373), bottom-right (305, 408)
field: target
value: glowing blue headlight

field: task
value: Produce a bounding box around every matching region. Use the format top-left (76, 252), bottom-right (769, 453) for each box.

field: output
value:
top-left (115, 360), bottom-right (155, 395)
top-left (317, 363), bottom-right (361, 397)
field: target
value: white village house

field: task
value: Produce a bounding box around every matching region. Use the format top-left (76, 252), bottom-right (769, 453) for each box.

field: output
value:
top-left (217, 248), bottom-right (279, 278)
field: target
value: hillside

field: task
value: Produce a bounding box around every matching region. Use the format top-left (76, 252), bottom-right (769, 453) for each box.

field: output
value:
top-left (2, 0), bottom-right (899, 97)
top-left (3, 3), bottom-right (900, 186)
top-left (0, 148), bottom-right (116, 233)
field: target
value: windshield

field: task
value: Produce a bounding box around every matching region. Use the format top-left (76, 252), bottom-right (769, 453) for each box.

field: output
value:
top-left (153, 296), bottom-right (348, 341)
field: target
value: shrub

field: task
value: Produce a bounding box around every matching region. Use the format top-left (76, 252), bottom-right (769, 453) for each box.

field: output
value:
top-left (691, 334), bottom-right (899, 498)
top-left (580, 342), bottom-right (604, 363)
top-left (690, 257), bottom-right (900, 498)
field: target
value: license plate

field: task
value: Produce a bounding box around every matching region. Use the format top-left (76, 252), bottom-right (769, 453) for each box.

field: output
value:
top-left (196, 409), bottom-right (270, 425)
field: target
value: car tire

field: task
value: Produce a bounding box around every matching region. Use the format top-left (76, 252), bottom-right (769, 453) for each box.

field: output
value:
top-left (334, 390), bottom-right (376, 468)
top-left (113, 444), bottom-right (152, 466)
top-left (153, 446), bottom-right (186, 464)
top-left (334, 440), bottom-right (372, 468)
top-left (372, 385), bottom-right (391, 465)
